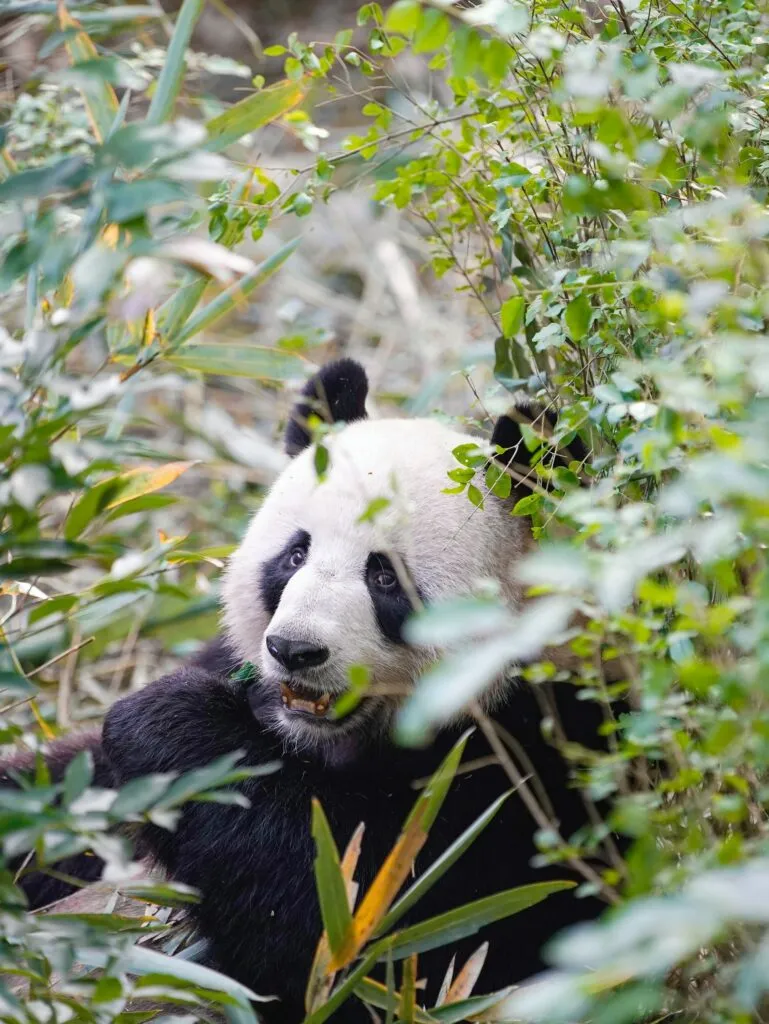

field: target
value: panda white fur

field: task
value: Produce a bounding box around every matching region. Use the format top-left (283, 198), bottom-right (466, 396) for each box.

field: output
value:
top-left (6, 359), bottom-right (609, 1023)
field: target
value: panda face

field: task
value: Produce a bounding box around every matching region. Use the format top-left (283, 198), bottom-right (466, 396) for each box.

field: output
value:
top-left (222, 416), bottom-right (531, 750)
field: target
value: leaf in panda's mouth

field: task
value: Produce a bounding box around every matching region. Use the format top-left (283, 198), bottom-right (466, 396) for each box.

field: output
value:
top-left (281, 683), bottom-right (333, 718)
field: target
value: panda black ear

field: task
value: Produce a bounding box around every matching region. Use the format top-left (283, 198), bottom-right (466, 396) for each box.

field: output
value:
top-left (490, 399), bottom-right (589, 492)
top-left (285, 358), bottom-right (369, 457)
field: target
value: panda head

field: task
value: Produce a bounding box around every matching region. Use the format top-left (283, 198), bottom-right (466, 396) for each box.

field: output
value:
top-left (222, 359), bottom-right (568, 751)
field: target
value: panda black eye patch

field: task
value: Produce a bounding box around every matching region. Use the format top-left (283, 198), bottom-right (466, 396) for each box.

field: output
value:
top-left (259, 530), bottom-right (310, 616)
top-left (365, 552), bottom-right (421, 644)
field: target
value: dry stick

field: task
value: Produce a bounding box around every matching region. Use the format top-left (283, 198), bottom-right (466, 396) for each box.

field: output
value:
top-left (109, 613), bottom-right (144, 698)
top-left (27, 636), bottom-right (94, 678)
top-left (56, 626), bottom-right (82, 729)
top-left (471, 702), bottom-right (620, 905)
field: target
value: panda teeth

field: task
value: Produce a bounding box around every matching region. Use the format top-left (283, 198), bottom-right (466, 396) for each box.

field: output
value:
top-left (281, 683), bottom-right (332, 718)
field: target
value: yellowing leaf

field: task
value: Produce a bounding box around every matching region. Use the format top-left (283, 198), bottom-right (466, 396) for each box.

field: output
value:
top-left (445, 942), bottom-right (488, 1003)
top-left (206, 79), bottom-right (307, 153)
top-left (330, 802), bottom-right (428, 971)
top-left (57, 2), bottom-right (118, 142)
top-left (102, 224), bottom-right (119, 248)
top-left (30, 699), bottom-right (55, 740)
top-left (106, 462), bottom-right (195, 509)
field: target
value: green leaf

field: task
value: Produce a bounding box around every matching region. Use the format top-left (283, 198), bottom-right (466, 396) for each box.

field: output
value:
top-left (564, 293), bottom-right (592, 341)
top-left (206, 79), bottom-right (307, 153)
top-left (357, 497), bottom-right (391, 523)
top-left (168, 236), bottom-right (301, 344)
top-left (109, 774), bottom-right (176, 817)
top-left (312, 798), bottom-right (354, 958)
top-left (485, 463), bottom-right (512, 499)
top-left (156, 753), bottom-right (279, 809)
top-left (413, 8), bottom-right (450, 52)
top-left (168, 344), bottom-right (307, 380)
top-left (404, 729), bottom-right (472, 835)
top-left (354, 977), bottom-right (435, 1023)
top-left (0, 156), bottom-right (90, 203)
top-left (79, 944), bottom-right (272, 1010)
top-left (501, 295), bottom-right (525, 338)
top-left (0, 558), bottom-right (74, 579)
top-left (65, 479), bottom-right (119, 539)
top-left (314, 442), bottom-right (330, 479)
top-left (467, 484), bottom-right (484, 509)
top-left (380, 881), bottom-right (575, 960)
top-left (384, 0), bottom-right (421, 34)
top-left (62, 749), bottom-right (93, 806)
top-left (498, 162), bottom-right (532, 188)
top-left (104, 493), bottom-right (178, 523)
top-left (377, 791), bottom-right (511, 935)
top-left (512, 493), bottom-right (542, 517)
top-left (156, 274), bottom-right (208, 340)
top-left (105, 179), bottom-right (188, 222)
top-left (146, 0), bottom-right (205, 125)
top-left (451, 443), bottom-right (486, 469)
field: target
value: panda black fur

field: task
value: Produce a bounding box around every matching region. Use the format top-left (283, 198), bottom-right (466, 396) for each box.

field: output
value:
top-left (5, 360), bottom-right (609, 1023)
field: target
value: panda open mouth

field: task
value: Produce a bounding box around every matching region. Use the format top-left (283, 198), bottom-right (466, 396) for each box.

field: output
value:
top-left (280, 682), bottom-right (334, 718)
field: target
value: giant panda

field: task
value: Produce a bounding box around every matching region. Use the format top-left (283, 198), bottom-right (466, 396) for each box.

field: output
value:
top-left (4, 359), bottom-right (613, 1023)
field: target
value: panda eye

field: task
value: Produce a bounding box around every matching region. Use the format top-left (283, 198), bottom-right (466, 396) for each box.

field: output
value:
top-left (288, 546), bottom-right (307, 569)
top-left (373, 568), bottom-right (397, 591)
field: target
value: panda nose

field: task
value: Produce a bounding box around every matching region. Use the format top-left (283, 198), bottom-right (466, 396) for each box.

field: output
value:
top-left (266, 635), bottom-right (330, 672)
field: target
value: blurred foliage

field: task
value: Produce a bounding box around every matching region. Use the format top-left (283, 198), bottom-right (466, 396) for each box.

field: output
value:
top-left (4, 0), bottom-right (769, 1019)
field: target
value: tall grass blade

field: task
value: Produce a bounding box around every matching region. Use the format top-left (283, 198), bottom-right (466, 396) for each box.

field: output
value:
top-left (146, 0), bottom-right (205, 125)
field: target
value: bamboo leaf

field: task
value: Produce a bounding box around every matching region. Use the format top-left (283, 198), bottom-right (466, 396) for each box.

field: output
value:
top-left (564, 293), bottom-right (592, 342)
top-left (331, 731), bottom-right (471, 970)
top-left (429, 987), bottom-right (515, 1023)
top-left (312, 799), bottom-right (354, 959)
top-left (445, 942), bottom-right (488, 1004)
top-left (156, 171), bottom-right (256, 339)
top-left (435, 956), bottom-right (455, 1009)
top-left (354, 977), bottom-right (436, 1023)
top-left (306, 821), bottom-right (366, 1014)
top-left (79, 944), bottom-right (273, 1009)
top-left (206, 79), bottom-right (307, 153)
top-left (167, 236), bottom-right (301, 345)
top-left (377, 790), bottom-right (511, 935)
top-left (380, 881), bottom-right (576, 961)
top-left (105, 461), bottom-right (196, 509)
top-left (167, 344), bottom-right (307, 380)
top-left (57, 1), bottom-right (118, 142)
top-left (303, 949), bottom-right (379, 1024)
top-left (404, 727), bottom-right (473, 834)
top-left (146, 0), bottom-right (205, 125)
top-left (500, 295), bottom-right (525, 339)
top-left (330, 806), bottom-right (429, 971)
